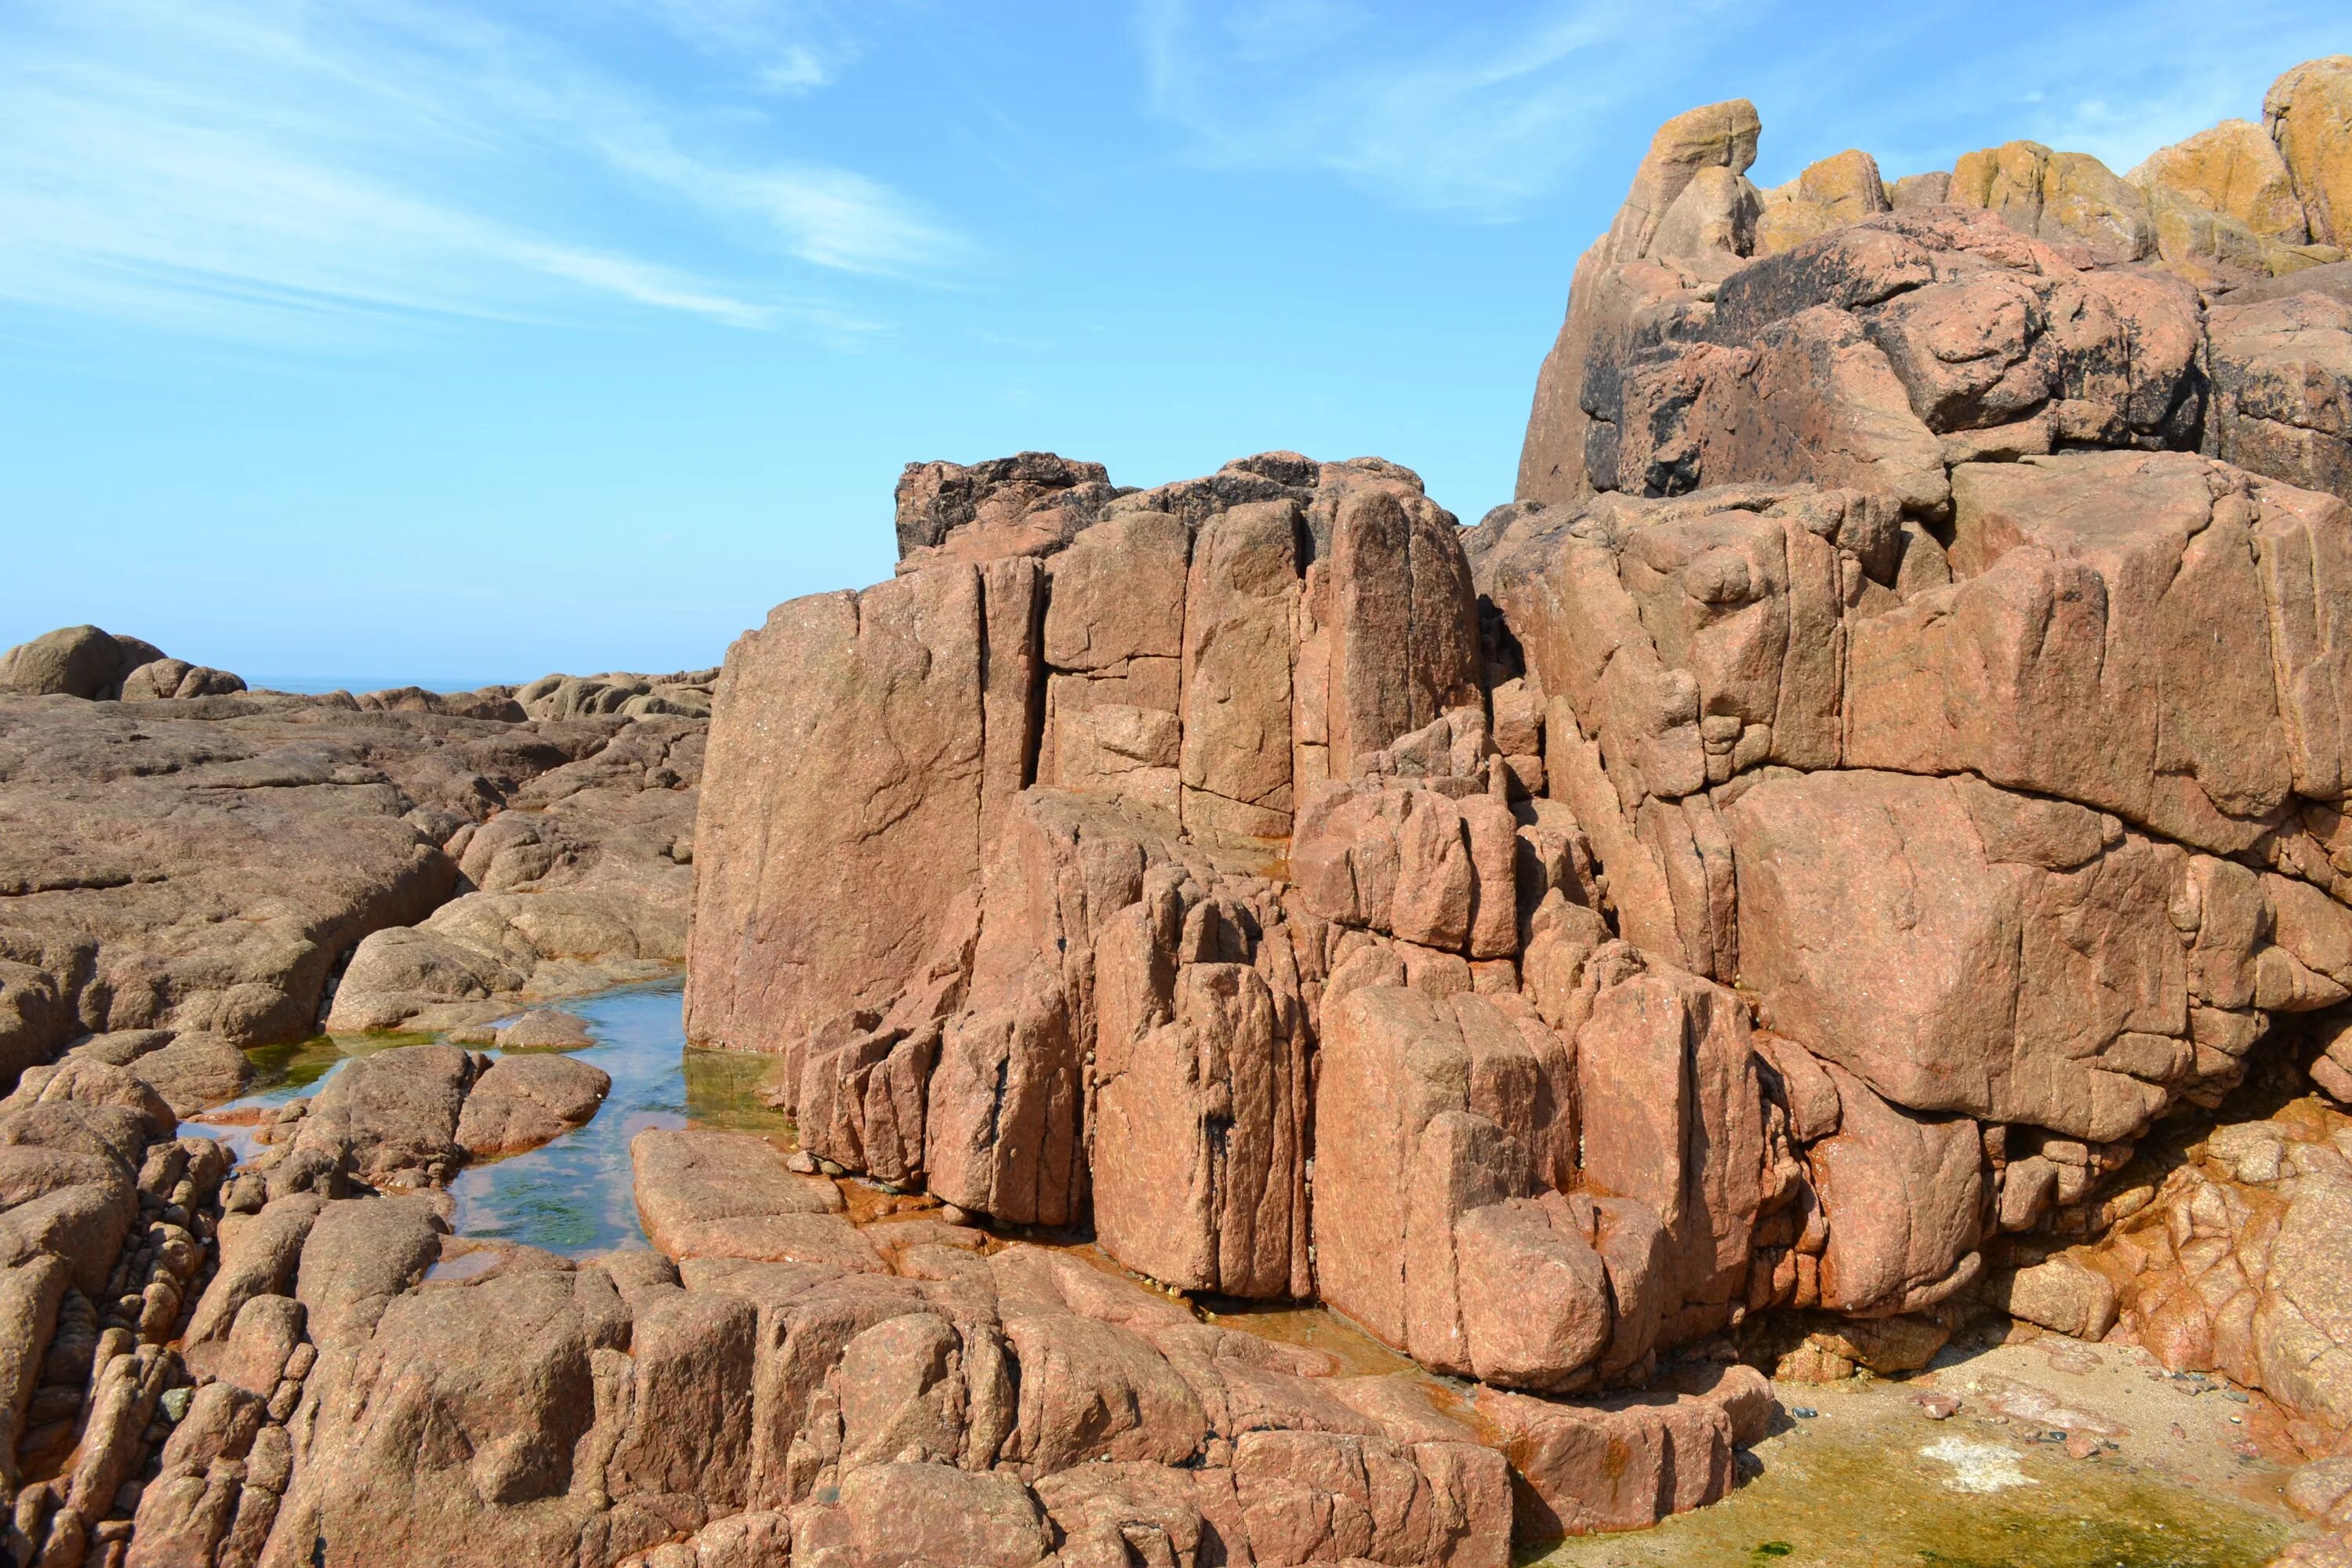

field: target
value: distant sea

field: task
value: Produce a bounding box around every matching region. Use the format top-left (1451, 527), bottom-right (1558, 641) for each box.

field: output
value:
top-left (244, 675), bottom-right (521, 695)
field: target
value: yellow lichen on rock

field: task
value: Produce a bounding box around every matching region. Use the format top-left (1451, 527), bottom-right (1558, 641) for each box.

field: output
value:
top-left (1755, 148), bottom-right (1892, 255)
top-left (2135, 118), bottom-right (2308, 240)
top-left (2267, 55), bottom-right (2352, 249)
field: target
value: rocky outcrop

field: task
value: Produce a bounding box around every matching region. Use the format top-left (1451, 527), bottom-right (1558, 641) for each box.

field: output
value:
top-left (1519, 61), bottom-right (2352, 517)
top-left (0, 626), bottom-right (239, 703)
top-left (662, 51), bottom-right (2352, 1562)
top-left (325, 717), bottom-right (703, 1033)
top-left (679, 438), bottom-right (1797, 1552)
top-left (17, 50), bottom-right (2352, 1568)
top-left (0, 671), bottom-right (706, 1076)
top-left (217, 1123), bottom-right (1759, 1568)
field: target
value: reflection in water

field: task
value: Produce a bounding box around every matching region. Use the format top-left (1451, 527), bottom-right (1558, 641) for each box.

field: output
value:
top-left (204, 981), bottom-right (793, 1257)
top-left (1196, 1298), bottom-right (1425, 1380)
top-left (681, 1044), bottom-right (794, 1134)
top-left (447, 985), bottom-right (792, 1254)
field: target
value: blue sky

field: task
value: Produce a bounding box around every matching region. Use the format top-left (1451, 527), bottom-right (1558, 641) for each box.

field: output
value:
top-left (2, 1), bottom-right (2344, 684)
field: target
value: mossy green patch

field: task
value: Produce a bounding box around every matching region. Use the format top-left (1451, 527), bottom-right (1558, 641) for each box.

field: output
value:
top-left (1525, 1396), bottom-right (2296, 1567)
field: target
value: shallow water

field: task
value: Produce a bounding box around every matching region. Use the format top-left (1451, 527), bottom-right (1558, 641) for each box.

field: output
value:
top-left (202, 979), bottom-right (792, 1254)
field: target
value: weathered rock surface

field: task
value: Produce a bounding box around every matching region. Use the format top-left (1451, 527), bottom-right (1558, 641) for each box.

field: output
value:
top-left (326, 717), bottom-right (703, 1033)
top-left (1519, 60), bottom-right (2352, 518)
top-left (0, 674), bottom-right (705, 1082)
top-left (1, 626), bottom-right (187, 701)
top-left (2028, 1093), bottom-right (2352, 1445)
top-left (0, 1093), bottom-right (1719, 1568)
top-left (653, 50), bottom-right (2352, 1563)
top-left (29, 51), bottom-right (2352, 1568)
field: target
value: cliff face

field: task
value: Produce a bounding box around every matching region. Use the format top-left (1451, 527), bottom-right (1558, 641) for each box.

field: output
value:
top-left (662, 56), bottom-right (2352, 1561)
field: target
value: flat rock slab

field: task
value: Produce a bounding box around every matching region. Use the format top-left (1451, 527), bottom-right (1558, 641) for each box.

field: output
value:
top-left (64, 1029), bottom-right (252, 1117)
top-left (631, 1128), bottom-right (846, 1261)
top-left (456, 1053), bottom-right (611, 1159)
top-left (495, 1011), bottom-right (593, 1051)
top-left (656, 1211), bottom-right (887, 1271)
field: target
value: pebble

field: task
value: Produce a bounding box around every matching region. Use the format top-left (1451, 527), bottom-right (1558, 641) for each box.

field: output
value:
top-left (1791, 1407), bottom-right (1819, 1420)
top-left (1911, 1392), bottom-right (1962, 1420)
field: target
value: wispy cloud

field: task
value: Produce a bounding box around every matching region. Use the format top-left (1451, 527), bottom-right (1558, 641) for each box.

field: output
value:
top-left (1135, 0), bottom-right (2347, 222)
top-left (0, 0), bottom-right (957, 347)
top-left (1734, 0), bottom-right (2344, 185)
top-left (1136, 0), bottom-right (1736, 220)
top-left (590, 125), bottom-right (962, 275)
top-left (622, 0), bottom-right (855, 93)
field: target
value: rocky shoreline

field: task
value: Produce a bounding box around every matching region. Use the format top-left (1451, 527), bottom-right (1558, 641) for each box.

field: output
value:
top-left (2, 50), bottom-right (2352, 1568)
top-left (0, 641), bottom-right (713, 1080)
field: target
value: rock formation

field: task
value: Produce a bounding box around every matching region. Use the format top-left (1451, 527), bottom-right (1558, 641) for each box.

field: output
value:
top-left (663, 53), bottom-right (2352, 1565)
top-left (0, 647), bottom-right (709, 1072)
top-left (0, 626), bottom-right (243, 703)
top-left (10, 51), bottom-right (2352, 1568)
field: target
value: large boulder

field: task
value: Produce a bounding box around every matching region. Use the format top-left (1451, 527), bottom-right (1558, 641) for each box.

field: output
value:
top-left (1947, 140), bottom-right (2154, 263)
top-left (2130, 118), bottom-right (2325, 287)
top-left (0, 626), bottom-right (169, 699)
top-left (456, 1054), bottom-right (612, 1159)
top-left (118, 658), bottom-right (248, 702)
top-left (61, 1029), bottom-right (252, 1116)
top-left (2207, 289), bottom-right (2352, 504)
top-left (2268, 56), bottom-right (2352, 251)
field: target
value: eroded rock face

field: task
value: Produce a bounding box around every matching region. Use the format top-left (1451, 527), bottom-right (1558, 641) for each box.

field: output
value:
top-left (657, 55), bottom-right (2352, 1563)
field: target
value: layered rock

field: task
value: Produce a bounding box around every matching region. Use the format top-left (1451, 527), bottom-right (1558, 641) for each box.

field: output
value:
top-left (0, 1054), bottom-right (238, 1567)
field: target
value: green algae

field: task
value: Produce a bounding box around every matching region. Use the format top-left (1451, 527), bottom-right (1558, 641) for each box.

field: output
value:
top-left (681, 1044), bottom-right (795, 1137)
top-left (1524, 1395), bottom-right (2296, 1568)
top-left (239, 1028), bottom-right (430, 1094)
